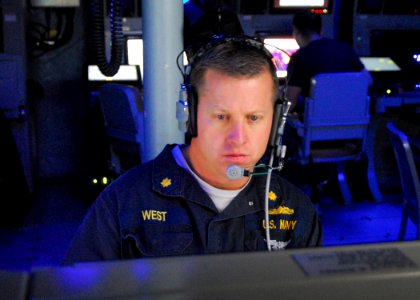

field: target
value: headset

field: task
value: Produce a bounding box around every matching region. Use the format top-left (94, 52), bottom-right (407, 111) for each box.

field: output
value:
top-left (176, 35), bottom-right (292, 251)
top-left (176, 34), bottom-right (290, 160)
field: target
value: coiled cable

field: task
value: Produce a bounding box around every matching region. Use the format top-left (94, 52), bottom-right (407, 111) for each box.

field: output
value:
top-left (89, 0), bottom-right (124, 77)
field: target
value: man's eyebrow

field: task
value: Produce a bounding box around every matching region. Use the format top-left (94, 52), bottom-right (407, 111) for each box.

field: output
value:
top-left (206, 104), bottom-right (228, 111)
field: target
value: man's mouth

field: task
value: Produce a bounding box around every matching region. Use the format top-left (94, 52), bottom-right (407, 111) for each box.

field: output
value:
top-left (224, 153), bottom-right (248, 164)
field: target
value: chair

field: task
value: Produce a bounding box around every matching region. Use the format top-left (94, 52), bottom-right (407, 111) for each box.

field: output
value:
top-left (290, 72), bottom-right (371, 204)
top-left (98, 83), bottom-right (145, 174)
top-left (386, 122), bottom-right (420, 240)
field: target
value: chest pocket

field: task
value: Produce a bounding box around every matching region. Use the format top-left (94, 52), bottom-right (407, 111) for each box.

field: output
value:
top-left (124, 224), bottom-right (193, 257)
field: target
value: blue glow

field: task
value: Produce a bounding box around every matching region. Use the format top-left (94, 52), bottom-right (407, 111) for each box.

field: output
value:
top-left (183, 0), bottom-right (190, 3)
top-left (131, 262), bottom-right (152, 281)
top-left (413, 54), bottom-right (420, 63)
top-left (65, 266), bottom-right (104, 288)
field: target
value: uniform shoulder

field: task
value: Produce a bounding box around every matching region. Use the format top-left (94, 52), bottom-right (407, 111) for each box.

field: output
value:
top-left (270, 172), bottom-right (310, 202)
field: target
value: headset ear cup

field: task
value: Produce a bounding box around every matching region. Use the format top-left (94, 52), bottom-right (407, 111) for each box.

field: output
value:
top-left (187, 85), bottom-right (198, 137)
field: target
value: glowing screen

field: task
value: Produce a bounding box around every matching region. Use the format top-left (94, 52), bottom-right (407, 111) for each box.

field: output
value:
top-left (263, 37), bottom-right (300, 78)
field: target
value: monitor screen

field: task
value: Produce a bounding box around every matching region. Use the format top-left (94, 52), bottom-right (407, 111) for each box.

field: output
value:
top-left (88, 65), bottom-right (139, 81)
top-left (360, 57), bottom-right (401, 72)
top-left (126, 38), bottom-right (144, 79)
top-left (271, 0), bottom-right (331, 13)
top-left (274, 0), bottom-right (328, 8)
top-left (263, 37), bottom-right (300, 78)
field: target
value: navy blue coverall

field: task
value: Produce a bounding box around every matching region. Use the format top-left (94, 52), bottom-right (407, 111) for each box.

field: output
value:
top-left (63, 145), bottom-right (322, 264)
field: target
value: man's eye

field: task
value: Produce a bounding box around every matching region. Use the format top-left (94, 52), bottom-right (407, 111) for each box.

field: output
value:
top-left (248, 115), bottom-right (259, 122)
top-left (216, 114), bottom-right (226, 120)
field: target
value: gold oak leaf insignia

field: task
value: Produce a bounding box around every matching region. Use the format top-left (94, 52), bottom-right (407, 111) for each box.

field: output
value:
top-left (268, 191), bottom-right (277, 201)
top-left (161, 177), bottom-right (172, 188)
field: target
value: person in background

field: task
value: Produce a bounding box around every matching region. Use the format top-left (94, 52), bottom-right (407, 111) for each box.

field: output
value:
top-left (62, 37), bottom-right (322, 264)
top-left (281, 10), bottom-right (373, 203)
top-left (286, 10), bottom-right (372, 114)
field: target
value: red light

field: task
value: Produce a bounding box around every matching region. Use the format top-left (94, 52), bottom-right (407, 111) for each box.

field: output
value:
top-left (311, 8), bottom-right (329, 14)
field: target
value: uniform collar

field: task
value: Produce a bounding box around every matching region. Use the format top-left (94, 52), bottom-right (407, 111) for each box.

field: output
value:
top-left (151, 144), bottom-right (278, 217)
top-left (151, 144), bottom-right (217, 212)
top-left (151, 144), bottom-right (190, 197)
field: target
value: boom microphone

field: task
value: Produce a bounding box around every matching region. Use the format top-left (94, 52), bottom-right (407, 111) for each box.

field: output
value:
top-left (226, 165), bottom-right (250, 180)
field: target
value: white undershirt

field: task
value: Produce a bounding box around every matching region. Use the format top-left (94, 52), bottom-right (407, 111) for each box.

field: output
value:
top-left (172, 145), bottom-right (249, 212)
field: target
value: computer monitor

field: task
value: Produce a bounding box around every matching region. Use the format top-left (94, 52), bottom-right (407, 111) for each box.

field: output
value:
top-left (270, 0), bottom-right (334, 14)
top-left (271, 0), bottom-right (332, 14)
top-left (87, 65), bottom-right (140, 82)
top-left (29, 241), bottom-right (420, 299)
top-left (274, 0), bottom-right (328, 7)
top-left (126, 37), bottom-right (144, 79)
top-left (263, 37), bottom-right (300, 78)
top-left (360, 57), bottom-right (401, 72)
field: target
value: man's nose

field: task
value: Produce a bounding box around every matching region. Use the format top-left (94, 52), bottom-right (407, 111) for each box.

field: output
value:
top-left (228, 120), bottom-right (247, 144)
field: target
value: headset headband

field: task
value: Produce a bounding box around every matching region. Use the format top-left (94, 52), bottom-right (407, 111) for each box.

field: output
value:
top-left (177, 34), bottom-right (278, 138)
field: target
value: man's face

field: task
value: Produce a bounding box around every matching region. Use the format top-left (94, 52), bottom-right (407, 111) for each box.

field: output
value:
top-left (187, 68), bottom-right (275, 190)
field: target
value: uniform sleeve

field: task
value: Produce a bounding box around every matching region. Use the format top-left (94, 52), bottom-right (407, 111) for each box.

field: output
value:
top-left (304, 209), bottom-right (323, 247)
top-left (292, 193), bottom-right (323, 248)
top-left (276, 175), bottom-right (323, 248)
top-left (61, 190), bottom-right (121, 265)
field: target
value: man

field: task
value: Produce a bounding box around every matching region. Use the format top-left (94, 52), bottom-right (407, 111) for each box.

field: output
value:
top-left (63, 38), bottom-right (321, 264)
top-left (286, 10), bottom-right (372, 113)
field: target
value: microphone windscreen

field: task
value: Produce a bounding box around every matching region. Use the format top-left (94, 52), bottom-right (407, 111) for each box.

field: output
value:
top-left (226, 165), bottom-right (244, 180)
